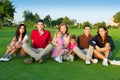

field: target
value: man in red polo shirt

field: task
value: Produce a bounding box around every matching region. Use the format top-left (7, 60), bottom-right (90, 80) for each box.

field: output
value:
top-left (22, 19), bottom-right (53, 64)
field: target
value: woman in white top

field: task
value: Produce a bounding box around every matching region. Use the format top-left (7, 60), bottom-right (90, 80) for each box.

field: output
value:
top-left (0, 24), bottom-right (28, 61)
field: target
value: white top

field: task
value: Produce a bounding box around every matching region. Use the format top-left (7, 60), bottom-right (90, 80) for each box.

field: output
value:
top-left (18, 34), bottom-right (28, 42)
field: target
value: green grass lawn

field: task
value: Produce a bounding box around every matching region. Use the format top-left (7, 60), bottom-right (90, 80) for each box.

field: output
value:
top-left (0, 27), bottom-right (120, 80)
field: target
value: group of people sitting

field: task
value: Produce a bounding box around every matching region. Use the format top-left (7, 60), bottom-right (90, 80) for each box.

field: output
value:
top-left (0, 19), bottom-right (119, 67)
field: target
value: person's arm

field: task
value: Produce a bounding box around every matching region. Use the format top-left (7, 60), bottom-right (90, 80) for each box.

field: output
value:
top-left (48, 31), bottom-right (52, 44)
top-left (88, 35), bottom-right (98, 48)
top-left (52, 37), bottom-right (59, 48)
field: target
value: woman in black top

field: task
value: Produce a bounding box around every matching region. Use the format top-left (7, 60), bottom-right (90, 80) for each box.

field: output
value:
top-left (89, 26), bottom-right (115, 66)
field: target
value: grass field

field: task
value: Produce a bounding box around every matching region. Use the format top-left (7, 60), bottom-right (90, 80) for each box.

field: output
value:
top-left (0, 27), bottom-right (120, 80)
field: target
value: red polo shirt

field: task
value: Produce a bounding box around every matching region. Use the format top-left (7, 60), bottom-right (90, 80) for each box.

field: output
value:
top-left (30, 29), bottom-right (52, 48)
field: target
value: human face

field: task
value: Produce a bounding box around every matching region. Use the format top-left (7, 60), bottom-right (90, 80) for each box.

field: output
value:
top-left (56, 32), bottom-right (62, 38)
top-left (84, 27), bottom-right (90, 35)
top-left (99, 28), bottom-right (107, 37)
top-left (70, 39), bottom-right (76, 44)
top-left (60, 25), bottom-right (67, 34)
top-left (19, 26), bottom-right (25, 34)
top-left (36, 22), bottom-right (44, 31)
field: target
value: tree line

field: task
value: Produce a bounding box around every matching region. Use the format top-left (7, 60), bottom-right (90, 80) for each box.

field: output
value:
top-left (0, 0), bottom-right (120, 29)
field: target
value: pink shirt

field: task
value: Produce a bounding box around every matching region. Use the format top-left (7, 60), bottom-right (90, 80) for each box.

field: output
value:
top-left (68, 43), bottom-right (77, 50)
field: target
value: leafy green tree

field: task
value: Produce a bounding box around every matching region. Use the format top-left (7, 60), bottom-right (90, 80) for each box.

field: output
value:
top-left (82, 21), bottom-right (92, 28)
top-left (23, 10), bottom-right (40, 27)
top-left (56, 17), bottom-right (64, 25)
top-left (34, 13), bottom-right (40, 21)
top-left (51, 20), bottom-right (57, 28)
top-left (63, 16), bottom-right (72, 26)
top-left (0, 0), bottom-right (15, 29)
top-left (113, 11), bottom-right (120, 28)
top-left (93, 21), bottom-right (106, 29)
top-left (44, 15), bottom-right (52, 27)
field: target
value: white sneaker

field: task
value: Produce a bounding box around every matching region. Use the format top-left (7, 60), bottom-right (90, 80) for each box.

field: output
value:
top-left (91, 59), bottom-right (98, 64)
top-left (69, 55), bottom-right (74, 62)
top-left (0, 57), bottom-right (10, 61)
top-left (110, 60), bottom-right (120, 66)
top-left (102, 58), bottom-right (108, 66)
top-left (85, 60), bottom-right (91, 64)
top-left (55, 56), bottom-right (62, 63)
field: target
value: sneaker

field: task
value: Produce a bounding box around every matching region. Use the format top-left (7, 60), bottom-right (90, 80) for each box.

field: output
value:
top-left (0, 57), bottom-right (10, 61)
top-left (38, 58), bottom-right (43, 64)
top-left (91, 59), bottom-right (98, 64)
top-left (69, 55), bottom-right (74, 62)
top-left (55, 56), bottom-right (62, 63)
top-left (85, 60), bottom-right (91, 64)
top-left (24, 58), bottom-right (34, 64)
top-left (102, 58), bottom-right (108, 66)
top-left (110, 60), bottom-right (120, 66)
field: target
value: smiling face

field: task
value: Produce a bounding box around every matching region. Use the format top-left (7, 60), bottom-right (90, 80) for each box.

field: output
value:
top-left (60, 25), bottom-right (67, 34)
top-left (19, 26), bottom-right (25, 34)
top-left (56, 31), bottom-right (62, 38)
top-left (84, 26), bottom-right (91, 35)
top-left (98, 28), bottom-right (107, 38)
top-left (36, 22), bottom-right (44, 31)
top-left (70, 38), bottom-right (76, 44)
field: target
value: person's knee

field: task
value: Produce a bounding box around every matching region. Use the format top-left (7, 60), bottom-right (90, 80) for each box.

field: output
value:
top-left (22, 43), bottom-right (27, 48)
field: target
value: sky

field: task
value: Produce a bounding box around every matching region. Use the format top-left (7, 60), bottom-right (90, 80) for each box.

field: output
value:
top-left (10, 0), bottom-right (120, 24)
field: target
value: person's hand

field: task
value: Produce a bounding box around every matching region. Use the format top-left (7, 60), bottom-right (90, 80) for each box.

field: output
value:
top-left (95, 46), bottom-right (102, 52)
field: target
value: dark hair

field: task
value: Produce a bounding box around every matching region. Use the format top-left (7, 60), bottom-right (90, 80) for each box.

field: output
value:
top-left (97, 26), bottom-right (109, 44)
top-left (15, 24), bottom-right (26, 41)
top-left (97, 26), bottom-right (108, 36)
top-left (70, 34), bottom-right (76, 40)
top-left (58, 22), bottom-right (69, 36)
top-left (84, 25), bottom-right (91, 29)
top-left (36, 19), bottom-right (44, 25)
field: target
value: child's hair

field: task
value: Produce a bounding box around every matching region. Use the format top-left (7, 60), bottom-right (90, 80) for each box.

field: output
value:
top-left (55, 31), bottom-right (63, 38)
top-left (70, 34), bottom-right (76, 40)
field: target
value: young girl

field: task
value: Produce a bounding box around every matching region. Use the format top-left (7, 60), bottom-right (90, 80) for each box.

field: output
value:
top-left (0, 24), bottom-right (28, 61)
top-left (66, 35), bottom-right (77, 62)
top-left (51, 31), bottom-right (68, 63)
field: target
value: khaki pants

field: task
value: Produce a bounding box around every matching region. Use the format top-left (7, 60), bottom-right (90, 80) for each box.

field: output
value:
top-left (22, 43), bottom-right (53, 61)
top-left (73, 46), bottom-right (93, 61)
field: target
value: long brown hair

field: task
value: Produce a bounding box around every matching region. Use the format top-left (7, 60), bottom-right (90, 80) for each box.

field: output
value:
top-left (58, 22), bottom-right (69, 36)
top-left (15, 24), bottom-right (26, 41)
top-left (97, 26), bottom-right (109, 44)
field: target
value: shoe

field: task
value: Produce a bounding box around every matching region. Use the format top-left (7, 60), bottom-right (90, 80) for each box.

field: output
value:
top-left (102, 58), bottom-right (108, 66)
top-left (60, 56), bottom-right (63, 60)
top-left (55, 56), bottom-right (62, 63)
top-left (85, 60), bottom-right (91, 64)
top-left (91, 59), bottom-right (98, 64)
top-left (69, 55), bottom-right (74, 62)
top-left (110, 60), bottom-right (120, 66)
top-left (38, 58), bottom-right (43, 64)
top-left (24, 58), bottom-right (34, 64)
top-left (0, 57), bottom-right (10, 61)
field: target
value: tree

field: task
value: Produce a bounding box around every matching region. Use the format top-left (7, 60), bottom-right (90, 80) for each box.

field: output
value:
top-left (93, 21), bottom-right (106, 29)
top-left (51, 20), bottom-right (57, 28)
top-left (56, 17), bottom-right (64, 26)
top-left (34, 13), bottom-right (40, 21)
top-left (23, 10), bottom-right (40, 27)
top-left (113, 11), bottom-right (120, 28)
top-left (44, 15), bottom-right (52, 27)
top-left (82, 21), bottom-right (92, 28)
top-left (63, 16), bottom-right (72, 26)
top-left (0, 0), bottom-right (16, 29)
